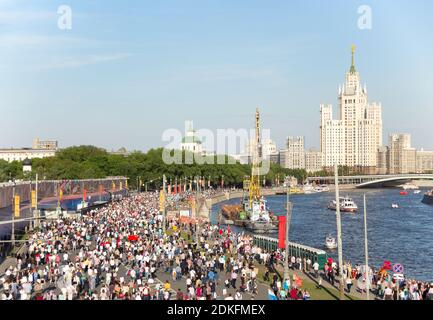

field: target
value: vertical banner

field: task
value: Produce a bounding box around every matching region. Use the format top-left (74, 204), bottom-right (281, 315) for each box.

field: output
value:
top-left (31, 190), bottom-right (37, 208)
top-left (83, 189), bottom-right (87, 201)
top-left (59, 189), bottom-right (63, 200)
top-left (14, 195), bottom-right (20, 218)
top-left (112, 181), bottom-right (116, 191)
top-left (120, 181), bottom-right (123, 190)
top-left (125, 180), bottom-right (128, 189)
top-left (159, 190), bottom-right (165, 212)
top-left (99, 185), bottom-right (103, 194)
top-left (278, 216), bottom-right (286, 249)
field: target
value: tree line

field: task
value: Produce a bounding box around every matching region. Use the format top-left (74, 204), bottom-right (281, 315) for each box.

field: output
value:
top-left (1, 146), bottom-right (309, 189)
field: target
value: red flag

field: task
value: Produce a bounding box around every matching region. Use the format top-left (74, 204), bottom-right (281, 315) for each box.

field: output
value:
top-left (83, 189), bottom-right (87, 201)
top-left (128, 235), bottom-right (139, 242)
top-left (278, 216), bottom-right (286, 249)
top-left (383, 261), bottom-right (392, 270)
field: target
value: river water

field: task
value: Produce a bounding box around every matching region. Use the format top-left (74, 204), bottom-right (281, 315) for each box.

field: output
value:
top-left (211, 189), bottom-right (433, 281)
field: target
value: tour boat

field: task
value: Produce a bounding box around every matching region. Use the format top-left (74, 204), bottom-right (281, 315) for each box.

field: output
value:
top-left (328, 196), bottom-right (358, 213)
top-left (325, 236), bottom-right (337, 249)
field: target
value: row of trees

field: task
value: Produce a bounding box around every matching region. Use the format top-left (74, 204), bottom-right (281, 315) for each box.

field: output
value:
top-left (1, 146), bottom-right (309, 189)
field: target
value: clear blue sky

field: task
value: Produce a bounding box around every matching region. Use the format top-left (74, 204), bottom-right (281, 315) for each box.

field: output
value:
top-left (1, 0), bottom-right (433, 152)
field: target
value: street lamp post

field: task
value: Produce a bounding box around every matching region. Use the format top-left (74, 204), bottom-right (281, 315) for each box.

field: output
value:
top-left (283, 185), bottom-right (293, 282)
top-left (11, 180), bottom-right (16, 247)
top-left (334, 163), bottom-right (345, 300)
top-left (195, 175), bottom-right (200, 245)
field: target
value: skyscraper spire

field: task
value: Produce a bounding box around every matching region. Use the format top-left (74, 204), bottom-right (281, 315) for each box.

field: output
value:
top-left (350, 44), bottom-right (356, 74)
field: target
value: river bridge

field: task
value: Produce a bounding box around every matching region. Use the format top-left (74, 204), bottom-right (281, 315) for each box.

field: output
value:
top-left (306, 174), bottom-right (433, 188)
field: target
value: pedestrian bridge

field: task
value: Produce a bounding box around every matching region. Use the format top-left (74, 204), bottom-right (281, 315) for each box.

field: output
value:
top-left (306, 174), bottom-right (433, 188)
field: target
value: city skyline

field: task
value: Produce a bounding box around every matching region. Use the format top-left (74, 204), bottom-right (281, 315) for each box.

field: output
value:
top-left (1, 0), bottom-right (433, 153)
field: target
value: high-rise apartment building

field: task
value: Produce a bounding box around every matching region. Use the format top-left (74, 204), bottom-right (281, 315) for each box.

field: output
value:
top-left (320, 46), bottom-right (383, 171)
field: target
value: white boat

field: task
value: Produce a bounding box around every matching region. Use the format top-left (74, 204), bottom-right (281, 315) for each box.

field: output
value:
top-left (401, 183), bottom-right (419, 190)
top-left (414, 190), bottom-right (421, 194)
top-left (325, 236), bottom-right (337, 249)
top-left (303, 184), bottom-right (315, 194)
top-left (328, 196), bottom-right (358, 213)
top-left (320, 185), bottom-right (330, 192)
top-left (391, 203), bottom-right (399, 209)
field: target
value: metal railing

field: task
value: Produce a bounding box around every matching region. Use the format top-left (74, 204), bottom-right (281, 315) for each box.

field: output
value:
top-left (253, 235), bottom-right (328, 269)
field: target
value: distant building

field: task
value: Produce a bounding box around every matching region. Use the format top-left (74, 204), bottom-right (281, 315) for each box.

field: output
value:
top-left (22, 158), bottom-right (32, 172)
top-left (241, 138), bottom-right (279, 165)
top-left (305, 149), bottom-right (323, 173)
top-left (32, 138), bottom-right (58, 150)
top-left (320, 46), bottom-right (382, 171)
top-left (388, 134), bottom-right (416, 174)
top-left (0, 139), bottom-right (58, 163)
top-left (377, 134), bottom-right (417, 174)
top-left (180, 128), bottom-right (203, 154)
top-left (283, 136), bottom-right (305, 170)
top-left (109, 147), bottom-right (131, 157)
top-left (416, 149), bottom-right (433, 173)
top-left (376, 146), bottom-right (389, 175)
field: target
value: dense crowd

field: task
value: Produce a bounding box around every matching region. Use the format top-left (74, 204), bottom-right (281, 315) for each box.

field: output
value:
top-left (1, 191), bottom-right (432, 301)
top-left (0, 193), bottom-right (265, 300)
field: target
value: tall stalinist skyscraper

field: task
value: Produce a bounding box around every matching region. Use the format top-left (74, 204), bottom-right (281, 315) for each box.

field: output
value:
top-left (320, 46), bottom-right (383, 172)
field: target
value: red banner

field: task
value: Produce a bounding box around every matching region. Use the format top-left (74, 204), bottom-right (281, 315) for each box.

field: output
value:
top-left (83, 189), bottom-right (87, 201)
top-left (278, 216), bottom-right (286, 249)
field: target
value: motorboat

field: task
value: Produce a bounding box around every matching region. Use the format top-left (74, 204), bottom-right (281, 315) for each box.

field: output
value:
top-left (400, 191), bottom-right (408, 196)
top-left (422, 190), bottom-right (433, 206)
top-left (328, 196), bottom-right (358, 213)
top-left (303, 183), bottom-right (315, 194)
top-left (391, 203), bottom-right (399, 209)
top-left (325, 236), bottom-right (337, 249)
top-left (401, 183), bottom-right (419, 190)
top-left (414, 190), bottom-right (421, 194)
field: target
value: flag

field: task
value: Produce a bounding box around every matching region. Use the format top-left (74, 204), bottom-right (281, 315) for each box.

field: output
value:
top-left (83, 189), bottom-right (87, 201)
top-left (293, 274), bottom-right (303, 288)
top-left (278, 216), bottom-right (286, 249)
top-left (31, 190), bottom-right (37, 208)
top-left (268, 289), bottom-right (278, 301)
top-left (383, 261), bottom-right (392, 270)
top-left (14, 195), bottom-right (20, 218)
top-left (128, 235), bottom-right (139, 242)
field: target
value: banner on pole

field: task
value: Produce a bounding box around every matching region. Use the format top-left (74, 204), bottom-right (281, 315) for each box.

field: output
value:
top-left (278, 215), bottom-right (286, 249)
top-left (159, 190), bottom-right (165, 212)
top-left (14, 195), bottom-right (20, 218)
top-left (31, 190), bottom-right (37, 208)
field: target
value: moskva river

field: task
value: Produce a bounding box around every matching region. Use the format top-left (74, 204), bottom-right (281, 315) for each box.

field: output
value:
top-left (211, 188), bottom-right (433, 281)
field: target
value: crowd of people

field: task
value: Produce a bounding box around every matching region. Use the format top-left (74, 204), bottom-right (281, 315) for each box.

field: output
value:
top-left (1, 191), bottom-right (432, 301)
top-left (0, 192), bottom-right (269, 300)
